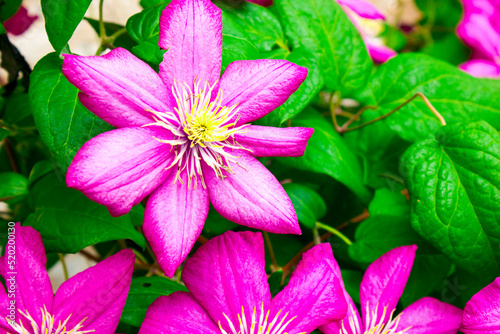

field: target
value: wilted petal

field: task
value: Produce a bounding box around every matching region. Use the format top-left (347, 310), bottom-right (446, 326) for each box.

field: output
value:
top-left (203, 152), bottom-right (300, 234)
top-left (219, 59), bottom-right (307, 126)
top-left (360, 245), bottom-right (417, 326)
top-left (337, 0), bottom-right (385, 19)
top-left (182, 231), bottom-right (271, 331)
top-left (62, 48), bottom-right (171, 128)
top-left (66, 126), bottom-right (175, 217)
top-left (140, 292), bottom-right (220, 334)
top-left (159, 0), bottom-right (222, 90)
top-left (396, 297), bottom-right (462, 334)
top-left (234, 125), bottom-right (313, 157)
top-left (52, 249), bottom-right (135, 333)
top-left (143, 169), bottom-right (210, 278)
top-left (459, 59), bottom-right (500, 78)
top-left (3, 224), bottom-right (53, 324)
top-left (270, 244), bottom-right (348, 333)
top-left (461, 277), bottom-right (500, 333)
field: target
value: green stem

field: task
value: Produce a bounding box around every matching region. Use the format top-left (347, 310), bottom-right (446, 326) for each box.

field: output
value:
top-left (132, 249), bottom-right (149, 265)
top-left (58, 253), bottom-right (69, 280)
top-left (263, 231), bottom-right (279, 270)
top-left (315, 222), bottom-right (353, 246)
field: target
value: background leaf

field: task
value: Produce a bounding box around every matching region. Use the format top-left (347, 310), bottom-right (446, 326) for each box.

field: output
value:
top-left (282, 183), bottom-right (326, 228)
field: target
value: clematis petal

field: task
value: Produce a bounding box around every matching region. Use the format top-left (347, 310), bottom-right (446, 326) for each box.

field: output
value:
top-left (182, 231), bottom-right (271, 331)
top-left (396, 297), bottom-right (462, 334)
top-left (459, 59), bottom-right (500, 78)
top-left (0, 282), bottom-right (11, 332)
top-left (143, 169), bottom-right (210, 278)
top-left (245, 0), bottom-right (273, 6)
top-left (319, 251), bottom-right (362, 334)
top-left (457, 10), bottom-right (500, 61)
top-left (360, 245), bottom-right (417, 326)
top-left (62, 48), bottom-right (171, 128)
top-left (159, 0), bottom-right (222, 90)
top-left (66, 126), bottom-right (175, 217)
top-left (270, 244), bottom-right (348, 333)
top-left (3, 224), bottom-right (53, 325)
top-left (203, 152), bottom-right (300, 234)
top-left (461, 277), bottom-right (500, 333)
top-left (52, 249), bottom-right (135, 333)
top-left (366, 42), bottom-right (397, 63)
top-left (139, 292), bottom-right (220, 334)
top-left (219, 59), bottom-right (307, 126)
top-left (234, 125), bottom-right (313, 157)
top-left (337, 0), bottom-right (385, 19)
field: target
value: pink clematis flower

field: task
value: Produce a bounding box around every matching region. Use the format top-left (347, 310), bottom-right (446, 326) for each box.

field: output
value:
top-left (461, 245), bottom-right (500, 333)
top-left (139, 231), bottom-right (348, 334)
top-left (336, 0), bottom-right (397, 63)
top-left (62, 0), bottom-right (312, 277)
top-left (3, 6), bottom-right (38, 36)
top-left (0, 223), bottom-right (134, 334)
top-left (320, 245), bottom-right (463, 334)
top-left (457, 0), bottom-right (500, 78)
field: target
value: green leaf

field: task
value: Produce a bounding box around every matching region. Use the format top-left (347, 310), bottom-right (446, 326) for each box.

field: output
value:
top-left (221, 34), bottom-right (260, 72)
top-left (278, 108), bottom-right (371, 204)
top-left (259, 47), bottom-right (323, 126)
top-left (282, 183), bottom-right (326, 229)
top-left (0, 0), bottom-right (21, 22)
top-left (268, 270), bottom-right (284, 297)
top-left (341, 269), bottom-right (362, 304)
top-left (25, 170), bottom-right (145, 253)
top-left (3, 93), bottom-right (32, 125)
top-left (0, 23), bottom-right (5, 34)
top-left (274, 0), bottom-right (372, 96)
top-left (203, 206), bottom-right (238, 235)
top-left (220, 2), bottom-right (286, 52)
top-left (41, 0), bottom-right (92, 53)
top-left (0, 172), bottom-right (28, 202)
top-left (349, 189), bottom-right (428, 263)
top-left (29, 53), bottom-right (112, 170)
top-left (121, 276), bottom-right (187, 327)
top-left (0, 128), bottom-right (8, 141)
top-left (401, 121), bottom-right (500, 281)
top-left (370, 53), bottom-right (500, 142)
top-left (127, 5), bottom-right (166, 44)
top-left (84, 18), bottom-right (136, 50)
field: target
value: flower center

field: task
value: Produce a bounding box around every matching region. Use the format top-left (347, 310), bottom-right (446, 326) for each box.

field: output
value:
top-left (218, 305), bottom-right (305, 334)
top-left (144, 79), bottom-right (248, 189)
top-left (340, 304), bottom-right (411, 334)
top-left (7, 306), bottom-right (93, 334)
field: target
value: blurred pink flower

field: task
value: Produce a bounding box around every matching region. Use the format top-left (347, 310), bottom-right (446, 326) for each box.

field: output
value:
top-left (139, 231), bottom-right (348, 334)
top-left (62, 0), bottom-right (312, 277)
top-left (0, 223), bottom-right (134, 334)
top-left (460, 245), bottom-right (500, 333)
top-left (337, 0), bottom-right (397, 63)
top-left (321, 245), bottom-right (463, 334)
top-left (4, 6), bottom-right (38, 36)
top-left (457, 0), bottom-right (500, 78)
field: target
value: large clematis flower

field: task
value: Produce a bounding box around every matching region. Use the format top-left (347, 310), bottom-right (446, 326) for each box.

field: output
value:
top-left (320, 245), bottom-right (463, 334)
top-left (336, 0), bottom-right (397, 63)
top-left (461, 245), bottom-right (500, 333)
top-left (457, 0), bottom-right (500, 78)
top-left (0, 223), bottom-right (134, 334)
top-left (62, 0), bottom-right (312, 277)
top-left (139, 231), bottom-right (348, 334)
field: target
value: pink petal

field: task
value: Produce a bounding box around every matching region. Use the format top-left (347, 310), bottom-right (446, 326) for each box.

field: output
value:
top-left (360, 245), bottom-right (417, 326)
top-left (461, 277), bottom-right (500, 333)
top-left (319, 250), bottom-right (362, 334)
top-left (396, 297), bottom-right (462, 334)
top-left (203, 152), bottom-right (300, 234)
top-left (366, 42), bottom-right (397, 63)
top-left (143, 169), bottom-right (210, 278)
top-left (4, 6), bottom-right (38, 36)
top-left (3, 224), bottom-right (53, 324)
top-left (0, 283), bottom-right (11, 332)
top-left (52, 249), bottom-right (135, 333)
top-left (270, 244), bottom-right (348, 332)
top-left (139, 292), bottom-right (219, 334)
top-left (66, 126), bottom-right (175, 217)
top-left (182, 231), bottom-right (271, 331)
top-left (62, 48), bottom-right (172, 128)
top-left (459, 59), bottom-right (500, 78)
top-left (219, 59), bottom-right (308, 126)
top-left (337, 0), bottom-right (385, 19)
top-left (159, 0), bottom-right (222, 90)
top-left (245, 0), bottom-right (273, 6)
top-left (457, 10), bottom-right (500, 61)
top-left (234, 125), bottom-right (314, 157)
